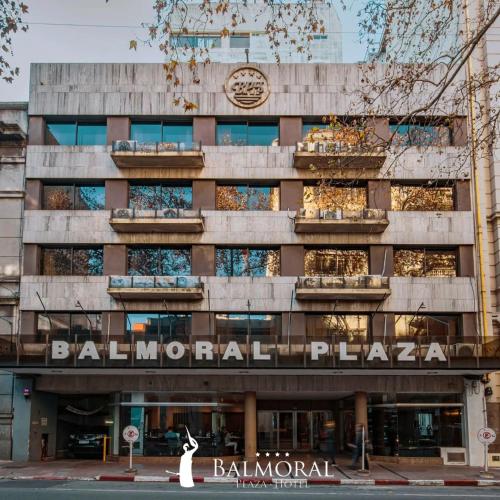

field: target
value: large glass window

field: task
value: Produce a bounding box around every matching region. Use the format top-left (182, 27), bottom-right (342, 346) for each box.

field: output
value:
top-left (390, 124), bottom-right (451, 146)
top-left (395, 315), bottom-right (459, 337)
top-left (304, 249), bottom-right (368, 276)
top-left (126, 313), bottom-right (191, 338)
top-left (127, 247), bottom-right (191, 276)
top-left (216, 185), bottom-right (279, 211)
top-left (43, 184), bottom-right (105, 210)
top-left (306, 314), bottom-right (369, 339)
top-left (37, 312), bottom-right (102, 337)
top-left (217, 122), bottom-right (279, 146)
top-left (129, 184), bottom-right (192, 210)
top-left (42, 247), bottom-right (103, 275)
top-left (46, 122), bottom-right (106, 145)
top-left (394, 249), bottom-right (457, 277)
top-left (391, 184), bottom-right (454, 211)
top-left (216, 313), bottom-right (281, 336)
top-left (216, 248), bottom-right (280, 277)
top-left (303, 184), bottom-right (367, 211)
top-left (229, 35), bottom-right (250, 48)
top-left (130, 121), bottom-right (193, 147)
top-left (172, 35), bottom-right (221, 49)
top-left (302, 122), bottom-right (328, 140)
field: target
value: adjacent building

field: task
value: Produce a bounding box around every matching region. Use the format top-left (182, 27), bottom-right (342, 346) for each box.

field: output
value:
top-left (0, 60), bottom-right (497, 467)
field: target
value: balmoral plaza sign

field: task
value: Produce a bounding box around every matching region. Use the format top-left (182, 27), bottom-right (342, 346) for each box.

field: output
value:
top-left (50, 339), bottom-right (448, 363)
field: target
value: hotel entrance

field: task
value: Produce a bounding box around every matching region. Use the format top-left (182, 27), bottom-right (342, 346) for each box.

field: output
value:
top-left (257, 410), bottom-right (333, 452)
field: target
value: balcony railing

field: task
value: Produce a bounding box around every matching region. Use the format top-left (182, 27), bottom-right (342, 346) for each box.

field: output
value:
top-left (111, 140), bottom-right (204, 168)
top-left (294, 141), bottom-right (386, 169)
top-left (295, 208), bottom-right (389, 233)
top-left (107, 275), bottom-right (204, 300)
top-left (109, 208), bottom-right (204, 233)
top-left (3, 334), bottom-right (499, 371)
top-left (295, 275), bottom-right (391, 301)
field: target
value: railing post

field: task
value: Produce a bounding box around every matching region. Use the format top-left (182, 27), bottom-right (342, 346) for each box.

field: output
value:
top-left (74, 334), bottom-right (78, 368)
top-left (45, 333), bottom-right (49, 366)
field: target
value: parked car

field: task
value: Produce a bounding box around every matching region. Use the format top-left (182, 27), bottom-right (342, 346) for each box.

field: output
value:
top-left (67, 433), bottom-right (105, 458)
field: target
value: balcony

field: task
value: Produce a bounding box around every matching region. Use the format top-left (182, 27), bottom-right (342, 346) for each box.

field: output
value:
top-left (109, 208), bottom-right (204, 233)
top-left (107, 276), bottom-right (204, 300)
top-left (111, 140), bottom-right (204, 168)
top-left (293, 142), bottom-right (386, 169)
top-left (295, 276), bottom-right (391, 301)
top-left (294, 208), bottom-right (389, 234)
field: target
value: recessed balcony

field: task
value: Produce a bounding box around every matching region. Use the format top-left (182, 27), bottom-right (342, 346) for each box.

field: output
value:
top-left (111, 140), bottom-right (204, 168)
top-left (109, 208), bottom-right (204, 233)
top-left (295, 276), bottom-right (391, 301)
top-left (107, 276), bottom-right (204, 300)
top-left (294, 208), bottom-right (389, 234)
top-left (293, 142), bottom-right (386, 169)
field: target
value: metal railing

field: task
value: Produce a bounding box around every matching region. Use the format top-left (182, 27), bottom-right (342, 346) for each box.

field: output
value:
top-left (112, 140), bottom-right (202, 153)
top-left (3, 334), bottom-right (499, 370)
top-left (296, 275), bottom-right (390, 290)
top-left (111, 208), bottom-right (202, 220)
top-left (296, 208), bottom-right (387, 221)
top-left (296, 141), bottom-right (385, 154)
top-left (108, 275), bottom-right (203, 290)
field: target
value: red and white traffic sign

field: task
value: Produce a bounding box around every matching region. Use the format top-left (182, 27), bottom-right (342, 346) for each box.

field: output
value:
top-left (122, 425), bottom-right (140, 443)
top-left (478, 427), bottom-right (496, 445)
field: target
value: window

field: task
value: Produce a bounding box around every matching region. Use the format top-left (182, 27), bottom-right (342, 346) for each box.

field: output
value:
top-left (230, 35), bottom-right (250, 48)
top-left (130, 121), bottom-right (193, 147)
top-left (395, 315), bottom-right (459, 337)
top-left (216, 313), bottom-right (281, 336)
top-left (42, 247), bottom-right (103, 275)
top-left (126, 313), bottom-right (191, 338)
top-left (394, 249), bottom-right (457, 277)
top-left (46, 122), bottom-right (107, 145)
top-left (390, 124), bottom-right (451, 147)
top-left (303, 184), bottom-right (367, 211)
top-left (172, 35), bottom-right (221, 49)
top-left (217, 122), bottom-right (279, 146)
top-left (216, 185), bottom-right (279, 211)
top-left (43, 184), bottom-right (105, 210)
top-left (302, 122), bottom-right (328, 140)
top-left (304, 249), bottom-right (368, 276)
top-left (127, 247), bottom-right (191, 276)
top-left (216, 248), bottom-right (280, 277)
top-left (391, 184), bottom-right (454, 211)
top-left (129, 184), bottom-right (192, 210)
top-left (306, 314), bottom-right (369, 339)
top-left (37, 312), bottom-right (102, 337)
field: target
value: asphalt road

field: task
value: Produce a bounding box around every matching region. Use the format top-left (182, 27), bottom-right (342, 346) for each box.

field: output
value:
top-left (0, 481), bottom-right (499, 500)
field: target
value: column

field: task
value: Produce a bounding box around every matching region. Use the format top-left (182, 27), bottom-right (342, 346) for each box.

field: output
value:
top-left (106, 117), bottom-right (130, 145)
top-left (105, 180), bottom-right (129, 210)
top-left (354, 391), bottom-right (368, 431)
top-left (280, 181), bottom-right (303, 211)
top-left (464, 378), bottom-right (486, 466)
top-left (103, 245), bottom-right (127, 275)
top-left (279, 117), bottom-right (303, 146)
top-left (244, 391), bottom-right (257, 460)
top-left (192, 180), bottom-right (216, 210)
top-left (193, 117), bottom-right (216, 146)
top-left (28, 116), bottom-right (46, 145)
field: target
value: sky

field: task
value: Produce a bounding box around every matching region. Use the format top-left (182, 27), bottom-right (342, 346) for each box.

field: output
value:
top-left (0, 0), bottom-right (371, 102)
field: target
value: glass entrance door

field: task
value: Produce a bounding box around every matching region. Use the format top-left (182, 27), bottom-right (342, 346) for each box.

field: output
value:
top-left (279, 412), bottom-right (294, 450)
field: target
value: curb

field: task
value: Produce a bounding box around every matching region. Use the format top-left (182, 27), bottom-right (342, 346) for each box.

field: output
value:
top-left (5, 475), bottom-right (500, 486)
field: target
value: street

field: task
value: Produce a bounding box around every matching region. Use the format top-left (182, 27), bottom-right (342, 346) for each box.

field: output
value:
top-left (0, 481), bottom-right (499, 500)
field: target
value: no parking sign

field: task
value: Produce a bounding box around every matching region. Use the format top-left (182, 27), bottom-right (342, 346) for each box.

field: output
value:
top-left (478, 427), bottom-right (496, 445)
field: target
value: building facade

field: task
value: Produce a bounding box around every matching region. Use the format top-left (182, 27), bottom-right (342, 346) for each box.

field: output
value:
top-left (1, 61), bottom-right (498, 466)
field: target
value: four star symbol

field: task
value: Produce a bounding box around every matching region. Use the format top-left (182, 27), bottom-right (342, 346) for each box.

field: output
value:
top-left (256, 451), bottom-right (291, 458)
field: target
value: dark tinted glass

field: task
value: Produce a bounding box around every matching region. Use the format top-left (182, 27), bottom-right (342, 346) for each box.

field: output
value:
top-left (126, 313), bottom-right (191, 337)
top-left (47, 123), bottom-right (76, 145)
top-left (72, 248), bottom-right (103, 275)
top-left (128, 248), bottom-right (161, 276)
top-left (77, 124), bottom-right (107, 145)
top-left (42, 248), bottom-right (72, 275)
top-left (216, 313), bottom-right (281, 335)
top-left (216, 248), bottom-right (280, 277)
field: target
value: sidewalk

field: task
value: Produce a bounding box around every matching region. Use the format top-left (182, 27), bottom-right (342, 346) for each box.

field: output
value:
top-left (0, 456), bottom-right (499, 487)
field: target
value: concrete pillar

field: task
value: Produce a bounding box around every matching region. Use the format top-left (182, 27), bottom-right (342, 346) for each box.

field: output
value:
top-left (23, 244), bottom-right (41, 275)
top-left (367, 180), bottom-right (391, 210)
top-left (366, 117), bottom-right (390, 145)
top-left (12, 377), bottom-right (33, 461)
top-left (103, 311), bottom-right (125, 337)
top-left (28, 116), bottom-right (45, 145)
top-left (192, 312), bottom-right (213, 335)
top-left (463, 378), bottom-right (486, 466)
top-left (244, 391), bottom-right (257, 460)
top-left (354, 391), bottom-right (368, 430)
top-left (458, 246), bottom-right (475, 277)
top-left (282, 312), bottom-right (305, 337)
top-left (105, 180), bottom-right (129, 210)
top-left (103, 245), bottom-right (127, 275)
top-left (192, 180), bottom-right (216, 210)
top-left (281, 245), bottom-right (304, 276)
top-left (455, 180), bottom-right (471, 211)
top-left (193, 117), bottom-right (216, 146)
top-left (20, 311), bottom-right (37, 336)
top-left (106, 116), bottom-right (130, 145)
top-left (371, 313), bottom-right (395, 338)
top-left (279, 117), bottom-right (303, 146)
top-left (192, 245), bottom-right (215, 276)
top-left (280, 181), bottom-right (303, 211)
top-left (369, 245), bottom-right (393, 276)
top-left (25, 180), bottom-right (43, 210)
top-left (452, 117), bottom-right (468, 146)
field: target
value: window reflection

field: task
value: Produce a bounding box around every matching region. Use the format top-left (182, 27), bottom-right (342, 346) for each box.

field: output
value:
top-left (216, 313), bottom-right (281, 336)
top-left (37, 312), bottom-right (102, 337)
top-left (217, 122), bottom-right (279, 146)
top-left (172, 35), bottom-right (221, 48)
top-left (129, 184), bottom-right (192, 210)
top-left (127, 247), bottom-right (191, 276)
top-left (302, 122), bottom-right (328, 140)
top-left (391, 184), bottom-right (454, 211)
top-left (216, 185), bottom-right (279, 211)
top-left (395, 315), bottom-right (458, 337)
top-left (390, 124), bottom-right (451, 146)
top-left (46, 122), bottom-right (106, 145)
top-left (394, 249), bottom-right (456, 277)
top-left (43, 184), bottom-right (105, 210)
top-left (216, 248), bottom-right (280, 277)
top-left (304, 249), bottom-right (368, 276)
top-left (126, 313), bottom-right (191, 338)
top-left (42, 247), bottom-right (103, 276)
top-left (130, 122), bottom-right (193, 147)
top-left (303, 184), bottom-right (367, 211)
top-left (306, 314), bottom-right (369, 339)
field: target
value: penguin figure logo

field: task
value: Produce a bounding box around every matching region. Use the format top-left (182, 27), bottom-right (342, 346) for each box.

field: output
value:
top-left (165, 426), bottom-right (199, 488)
